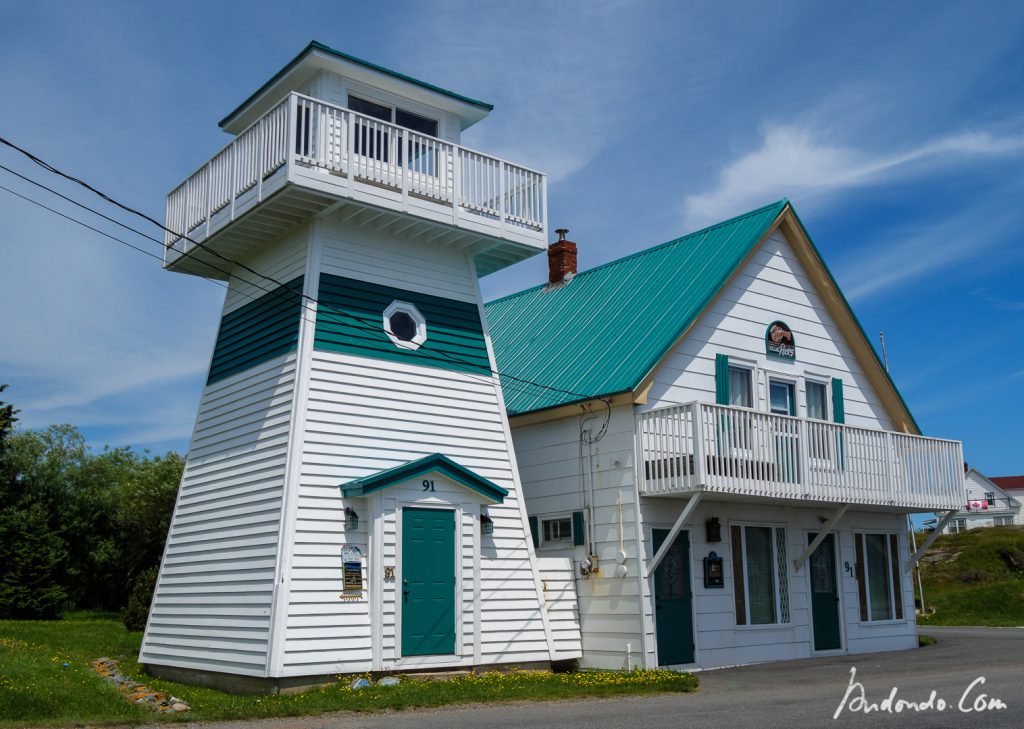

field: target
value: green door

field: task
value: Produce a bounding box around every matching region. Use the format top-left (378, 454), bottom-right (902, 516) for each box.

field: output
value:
top-left (808, 533), bottom-right (842, 651)
top-left (402, 508), bottom-right (456, 656)
top-left (653, 529), bottom-right (695, 665)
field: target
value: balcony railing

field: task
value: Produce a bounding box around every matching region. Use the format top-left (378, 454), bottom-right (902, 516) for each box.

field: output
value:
top-left (637, 402), bottom-right (963, 510)
top-left (164, 93), bottom-right (547, 252)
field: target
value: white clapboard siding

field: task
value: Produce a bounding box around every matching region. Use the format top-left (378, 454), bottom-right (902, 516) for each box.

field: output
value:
top-left (274, 217), bottom-right (551, 673)
top-left (512, 405), bottom-right (646, 670)
top-left (320, 221), bottom-right (477, 303)
top-left (642, 231), bottom-right (896, 431)
top-left (223, 226), bottom-right (310, 315)
top-left (537, 558), bottom-right (583, 660)
top-left (140, 353), bottom-right (298, 676)
top-left (283, 350), bottom-right (550, 671)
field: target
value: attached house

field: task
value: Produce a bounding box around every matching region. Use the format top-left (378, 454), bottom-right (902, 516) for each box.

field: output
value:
top-left (942, 469), bottom-right (1023, 534)
top-left (485, 200), bottom-right (964, 670)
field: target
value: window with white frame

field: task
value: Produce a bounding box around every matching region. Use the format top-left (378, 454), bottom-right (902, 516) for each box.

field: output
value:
top-left (731, 524), bottom-right (790, 625)
top-left (728, 365), bottom-right (753, 408)
top-left (984, 492), bottom-right (995, 506)
top-left (805, 379), bottom-right (832, 460)
top-left (855, 533), bottom-right (904, 622)
top-left (541, 516), bottom-right (573, 546)
top-left (994, 516), bottom-right (1013, 526)
top-left (949, 518), bottom-right (967, 534)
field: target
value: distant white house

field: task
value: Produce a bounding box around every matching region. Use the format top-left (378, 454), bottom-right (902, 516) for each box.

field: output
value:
top-left (941, 469), bottom-right (1023, 534)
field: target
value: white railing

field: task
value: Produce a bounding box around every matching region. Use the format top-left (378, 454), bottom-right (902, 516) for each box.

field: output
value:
top-left (164, 93), bottom-right (546, 248)
top-left (637, 402), bottom-right (963, 510)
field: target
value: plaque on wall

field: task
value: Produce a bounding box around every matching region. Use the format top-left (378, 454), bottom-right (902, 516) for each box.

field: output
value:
top-left (341, 544), bottom-right (363, 594)
top-left (765, 321), bottom-right (796, 359)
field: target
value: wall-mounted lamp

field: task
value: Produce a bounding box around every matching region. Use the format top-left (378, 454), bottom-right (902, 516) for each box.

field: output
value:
top-left (706, 516), bottom-right (722, 543)
top-left (344, 507), bottom-right (359, 531)
top-left (480, 513), bottom-right (494, 535)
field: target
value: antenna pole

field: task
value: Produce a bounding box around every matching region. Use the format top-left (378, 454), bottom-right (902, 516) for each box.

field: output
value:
top-left (880, 330), bottom-right (889, 373)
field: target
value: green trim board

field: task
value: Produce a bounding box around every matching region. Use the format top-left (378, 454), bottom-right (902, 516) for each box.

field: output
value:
top-left (220, 40), bottom-right (493, 129)
top-left (338, 453), bottom-right (508, 503)
top-left (315, 273), bottom-right (491, 375)
top-left (207, 276), bottom-right (304, 384)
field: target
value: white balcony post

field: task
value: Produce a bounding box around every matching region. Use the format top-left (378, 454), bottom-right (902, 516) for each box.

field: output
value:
top-left (540, 173), bottom-right (549, 240)
top-left (692, 403), bottom-right (707, 488)
top-left (452, 147), bottom-right (462, 226)
top-left (256, 116), bottom-right (264, 204)
top-left (498, 160), bottom-right (506, 233)
top-left (286, 93), bottom-right (298, 184)
top-left (797, 417), bottom-right (810, 497)
top-left (229, 142), bottom-right (237, 222)
top-left (400, 131), bottom-right (409, 213)
top-left (884, 431), bottom-right (897, 504)
top-left (204, 162), bottom-right (212, 238)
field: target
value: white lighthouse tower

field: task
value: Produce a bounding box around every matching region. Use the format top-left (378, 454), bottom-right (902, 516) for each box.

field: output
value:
top-left (141, 41), bottom-right (569, 692)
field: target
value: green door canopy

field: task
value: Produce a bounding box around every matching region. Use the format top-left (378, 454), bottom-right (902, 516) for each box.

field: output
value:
top-left (338, 453), bottom-right (508, 503)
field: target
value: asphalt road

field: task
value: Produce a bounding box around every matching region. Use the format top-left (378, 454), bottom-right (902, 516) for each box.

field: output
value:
top-left (147, 626), bottom-right (1024, 729)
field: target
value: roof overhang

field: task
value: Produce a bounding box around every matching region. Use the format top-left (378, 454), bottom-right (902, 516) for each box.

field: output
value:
top-left (220, 41), bottom-right (493, 135)
top-left (338, 453), bottom-right (508, 503)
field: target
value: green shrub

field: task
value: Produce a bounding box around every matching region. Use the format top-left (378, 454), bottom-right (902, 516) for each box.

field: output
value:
top-left (121, 565), bottom-right (159, 632)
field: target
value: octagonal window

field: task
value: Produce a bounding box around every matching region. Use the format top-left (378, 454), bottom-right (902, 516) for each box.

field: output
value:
top-left (382, 301), bottom-right (427, 350)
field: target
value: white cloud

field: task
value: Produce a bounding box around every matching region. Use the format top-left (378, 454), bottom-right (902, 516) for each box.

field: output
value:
top-left (683, 124), bottom-right (1024, 228)
top-left (836, 200), bottom-right (1017, 303)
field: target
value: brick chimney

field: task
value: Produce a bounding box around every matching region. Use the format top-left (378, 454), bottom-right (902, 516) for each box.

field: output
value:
top-left (547, 228), bottom-right (578, 286)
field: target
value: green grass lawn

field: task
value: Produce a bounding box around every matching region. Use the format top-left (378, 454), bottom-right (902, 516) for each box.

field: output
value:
top-left (0, 613), bottom-right (697, 727)
top-left (915, 525), bottom-right (1024, 627)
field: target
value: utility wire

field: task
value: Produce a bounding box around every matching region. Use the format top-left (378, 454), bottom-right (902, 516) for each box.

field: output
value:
top-left (0, 135), bottom-right (612, 428)
top-left (0, 178), bottom-right (552, 405)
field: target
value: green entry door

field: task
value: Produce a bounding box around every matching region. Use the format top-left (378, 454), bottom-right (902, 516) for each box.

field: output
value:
top-left (653, 529), bottom-right (695, 665)
top-left (808, 533), bottom-right (842, 651)
top-left (401, 508), bottom-right (456, 656)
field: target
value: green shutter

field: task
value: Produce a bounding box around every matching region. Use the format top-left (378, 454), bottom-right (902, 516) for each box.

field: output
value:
top-left (831, 378), bottom-right (845, 424)
top-left (572, 511), bottom-right (586, 546)
top-left (832, 378), bottom-right (846, 468)
top-left (715, 354), bottom-right (731, 405)
top-left (528, 516), bottom-right (539, 549)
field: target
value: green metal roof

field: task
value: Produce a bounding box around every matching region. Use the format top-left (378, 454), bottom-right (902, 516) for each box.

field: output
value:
top-left (220, 40), bottom-right (494, 129)
top-left (338, 453), bottom-right (508, 503)
top-left (485, 200), bottom-right (789, 416)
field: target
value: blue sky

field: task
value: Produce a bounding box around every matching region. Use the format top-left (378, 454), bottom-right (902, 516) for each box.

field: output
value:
top-left (1, 0), bottom-right (1023, 478)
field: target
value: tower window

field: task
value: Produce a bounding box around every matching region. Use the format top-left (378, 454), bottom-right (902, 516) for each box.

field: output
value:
top-left (382, 301), bottom-right (427, 350)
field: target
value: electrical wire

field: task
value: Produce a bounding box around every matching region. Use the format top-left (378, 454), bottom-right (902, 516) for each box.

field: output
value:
top-left (0, 135), bottom-right (612, 429)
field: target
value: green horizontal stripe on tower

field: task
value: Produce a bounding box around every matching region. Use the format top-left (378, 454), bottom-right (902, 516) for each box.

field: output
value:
top-left (314, 273), bottom-right (491, 375)
top-left (207, 276), bottom-right (305, 384)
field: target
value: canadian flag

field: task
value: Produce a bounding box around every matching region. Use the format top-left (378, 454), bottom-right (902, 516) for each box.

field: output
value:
top-left (968, 500), bottom-right (985, 511)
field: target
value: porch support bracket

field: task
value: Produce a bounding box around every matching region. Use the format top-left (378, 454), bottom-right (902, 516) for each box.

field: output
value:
top-left (792, 503), bottom-right (850, 572)
top-left (646, 491), bottom-right (704, 577)
top-left (904, 510), bottom-right (957, 572)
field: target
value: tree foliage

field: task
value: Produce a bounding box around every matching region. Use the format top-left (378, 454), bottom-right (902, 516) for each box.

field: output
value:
top-left (0, 386), bottom-right (182, 621)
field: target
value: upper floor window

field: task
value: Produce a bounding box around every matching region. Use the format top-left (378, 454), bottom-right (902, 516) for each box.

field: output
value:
top-left (984, 491), bottom-right (995, 506)
top-left (348, 95), bottom-right (438, 136)
top-left (728, 365), bottom-right (753, 408)
top-left (768, 379), bottom-right (795, 416)
top-left (805, 381), bottom-right (829, 421)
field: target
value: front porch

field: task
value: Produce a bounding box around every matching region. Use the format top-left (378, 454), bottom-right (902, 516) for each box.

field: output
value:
top-left (637, 402), bottom-right (963, 511)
